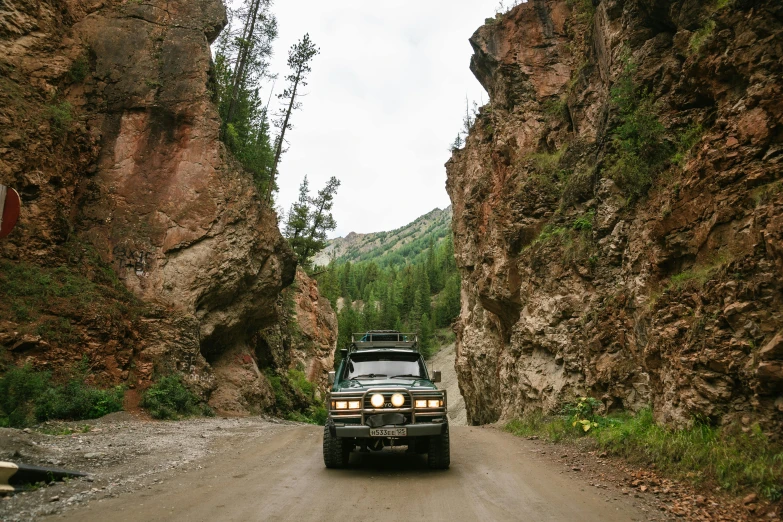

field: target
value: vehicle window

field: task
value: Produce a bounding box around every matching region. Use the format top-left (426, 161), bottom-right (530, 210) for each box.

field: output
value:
top-left (343, 353), bottom-right (426, 379)
top-left (360, 333), bottom-right (402, 342)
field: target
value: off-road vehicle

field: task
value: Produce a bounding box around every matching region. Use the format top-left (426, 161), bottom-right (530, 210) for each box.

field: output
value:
top-left (323, 331), bottom-right (449, 469)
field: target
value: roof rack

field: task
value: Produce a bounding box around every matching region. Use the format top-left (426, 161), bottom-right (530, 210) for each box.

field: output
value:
top-left (348, 331), bottom-right (419, 352)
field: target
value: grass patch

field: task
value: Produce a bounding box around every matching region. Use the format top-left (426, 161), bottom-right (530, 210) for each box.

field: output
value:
top-left (689, 20), bottom-right (716, 55)
top-left (566, 0), bottom-right (596, 26)
top-left (0, 256), bottom-right (143, 342)
top-left (526, 212), bottom-right (595, 259)
top-left (46, 101), bottom-right (73, 136)
top-left (0, 365), bottom-right (124, 428)
top-left (528, 147), bottom-right (566, 176)
top-left (543, 97), bottom-right (569, 122)
top-left (751, 181), bottom-right (783, 207)
top-left (528, 225), bottom-right (569, 249)
top-left (434, 327), bottom-right (456, 348)
top-left (666, 252), bottom-right (733, 292)
top-left (506, 406), bottom-right (783, 500)
top-left (672, 123), bottom-right (703, 166)
top-left (141, 374), bottom-right (213, 420)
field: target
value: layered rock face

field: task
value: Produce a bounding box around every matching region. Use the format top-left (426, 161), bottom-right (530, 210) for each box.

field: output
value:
top-left (447, 0), bottom-right (783, 432)
top-left (0, 0), bottom-right (297, 413)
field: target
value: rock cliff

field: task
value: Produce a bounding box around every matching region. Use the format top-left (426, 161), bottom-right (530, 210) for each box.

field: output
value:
top-left (0, 0), bottom-right (300, 414)
top-left (257, 267), bottom-right (338, 396)
top-left (447, 0), bottom-right (783, 432)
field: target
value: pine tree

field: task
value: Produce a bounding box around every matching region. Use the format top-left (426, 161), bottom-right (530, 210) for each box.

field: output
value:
top-left (284, 176), bottom-right (310, 254)
top-left (213, 0), bottom-right (277, 188)
top-left (282, 175), bottom-right (340, 268)
top-left (298, 176), bottom-right (340, 265)
top-left (266, 34), bottom-right (320, 202)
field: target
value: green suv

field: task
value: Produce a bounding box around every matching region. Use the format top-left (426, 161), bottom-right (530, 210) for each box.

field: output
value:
top-left (323, 331), bottom-right (450, 469)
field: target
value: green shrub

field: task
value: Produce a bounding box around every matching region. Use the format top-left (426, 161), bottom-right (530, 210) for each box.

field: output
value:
top-left (505, 405), bottom-right (783, 500)
top-left (36, 380), bottom-right (124, 421)
top-left (67, 55), bottom-right (90, 83)
top-left (265, 370), bottom-right (293, 412)
top-left (264, 368), bottom-right (326, 425)
top-left (689, 20), bottom-right (716, 55)
top-left (47, 102), bottom-right (73, 136)
top-left (141, 374), bottom-right (211, 420)
top-left (286, 404), bottom-right (328, 425)
top-left (288, 368), bottom-right (315, 399)
top-left (0, 365), bottom-right (124, 427)
top-left (606, 54), bottom-right (672, 198)
top-left (571, 210), bottom-right (595, 231)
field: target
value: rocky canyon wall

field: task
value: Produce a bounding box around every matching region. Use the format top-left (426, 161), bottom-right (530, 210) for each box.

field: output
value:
top-left (447, 0), bottom-right (783, 433)
top-left (257, 267), bottom-right (338, 394)
top-left (0, 0), bottom-right (326, 414)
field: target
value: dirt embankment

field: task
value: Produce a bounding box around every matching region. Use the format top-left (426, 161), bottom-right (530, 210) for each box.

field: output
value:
top-left (429, 343), bottom-right (467, 426)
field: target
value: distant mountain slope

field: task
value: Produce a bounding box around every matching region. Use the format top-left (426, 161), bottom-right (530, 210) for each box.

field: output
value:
top-left (313, 207), bottom-right (452, 268)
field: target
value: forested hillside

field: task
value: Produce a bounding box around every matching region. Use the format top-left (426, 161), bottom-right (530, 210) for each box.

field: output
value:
top-left (312, 207), bottom-right (451, 266)
top-left (314, 208), bottom-right (459, 356)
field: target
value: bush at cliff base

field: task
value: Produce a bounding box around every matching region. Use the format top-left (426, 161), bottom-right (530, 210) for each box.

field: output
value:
top-left (141, 374), bottom-right (213, 420)
top-left (0, 365), bottom-right (124, 428)
top-left (266, 368), bottom-right (327, 425)
top-left (505, 406), bottom-right (783, 502)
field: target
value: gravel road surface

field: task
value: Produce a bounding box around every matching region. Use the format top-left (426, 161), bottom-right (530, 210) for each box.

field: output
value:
top-left (49, 424), bottom-right (661, 522)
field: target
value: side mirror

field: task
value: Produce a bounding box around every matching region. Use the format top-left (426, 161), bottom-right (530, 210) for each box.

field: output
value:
top-left (432, 371), bottom-right (441, 383)
top-left (328, 371), bottom-right (335, 385)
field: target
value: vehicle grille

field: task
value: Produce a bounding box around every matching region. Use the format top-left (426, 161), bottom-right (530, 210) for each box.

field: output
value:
top-left (363, 392), bottom-right (412, 409)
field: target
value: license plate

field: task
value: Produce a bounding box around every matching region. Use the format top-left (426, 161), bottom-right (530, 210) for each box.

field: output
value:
top-left (369, 427), bottom-right (407, 437)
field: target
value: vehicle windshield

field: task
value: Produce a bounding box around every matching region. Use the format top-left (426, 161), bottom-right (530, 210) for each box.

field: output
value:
top-left (343, 352), bottom-right (426, 380)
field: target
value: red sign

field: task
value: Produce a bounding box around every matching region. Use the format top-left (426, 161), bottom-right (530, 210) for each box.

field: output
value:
top-left (0, 185), bottom-right (21, 239)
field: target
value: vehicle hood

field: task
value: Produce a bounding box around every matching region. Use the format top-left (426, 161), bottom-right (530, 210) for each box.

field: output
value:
top-left (334, 378), bottom-right (437, 391)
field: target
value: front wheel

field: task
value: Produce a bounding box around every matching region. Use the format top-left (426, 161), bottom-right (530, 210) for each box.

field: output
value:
top-left (427, 424), bottom-right (450, 470)
top-left (323, 423), bottom-right (351, 468)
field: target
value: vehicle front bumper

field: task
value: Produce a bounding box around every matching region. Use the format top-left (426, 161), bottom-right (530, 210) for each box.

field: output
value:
top-left (332, 422), bottom-right (446, 438)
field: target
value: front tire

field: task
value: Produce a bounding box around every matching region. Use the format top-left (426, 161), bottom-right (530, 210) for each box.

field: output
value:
top-left (427, 424), bottom-right (450, 469)
top-left (323, 423), bottom-right (351, 468)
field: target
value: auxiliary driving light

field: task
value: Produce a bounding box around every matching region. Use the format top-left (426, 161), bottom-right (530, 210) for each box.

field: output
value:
top-left (391, 393), bottom-right (405, 407)
top-left (370, 393), bottom-right (385, 408)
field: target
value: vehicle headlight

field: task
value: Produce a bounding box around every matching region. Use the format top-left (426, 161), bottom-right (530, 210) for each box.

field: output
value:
top-left (334, 401), bottom-right (348, 410)
top-left (348, 401), bottom-right (361, 410)
top-left (370, 393), bottom-right (384, 408)
top-left (391, 393), bottom-right (405, 407)
top-left (414, 399), bottom-right (443, 408)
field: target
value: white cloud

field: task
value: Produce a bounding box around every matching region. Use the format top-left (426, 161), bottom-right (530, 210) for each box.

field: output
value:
top-left (267, 0), bottom-right (499, 237)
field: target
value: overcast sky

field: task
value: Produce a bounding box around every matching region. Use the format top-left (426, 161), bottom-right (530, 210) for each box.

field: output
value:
top-left (264, 0), bottom-right (503, 238)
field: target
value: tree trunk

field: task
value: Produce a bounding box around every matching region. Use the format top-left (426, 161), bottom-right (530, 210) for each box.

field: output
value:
top-left (265, 69), bottom-right (301, 203)
top-left (226, 0), bottom-right (261, 125)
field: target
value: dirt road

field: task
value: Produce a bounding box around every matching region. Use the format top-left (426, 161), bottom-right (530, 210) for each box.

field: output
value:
top-left (52, 425), bottom-right (660, 522)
